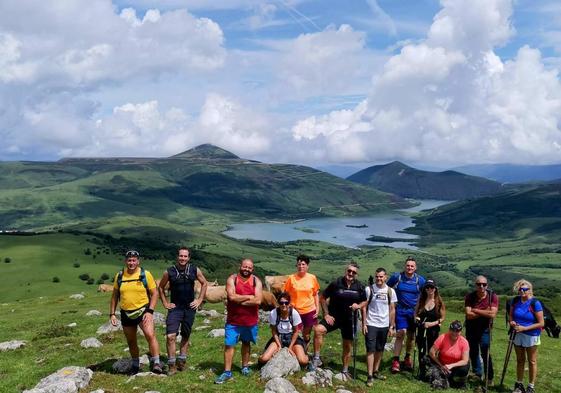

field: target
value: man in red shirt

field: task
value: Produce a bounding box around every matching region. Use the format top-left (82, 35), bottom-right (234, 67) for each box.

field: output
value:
top-left (215, 258), bottom-right (263, 384)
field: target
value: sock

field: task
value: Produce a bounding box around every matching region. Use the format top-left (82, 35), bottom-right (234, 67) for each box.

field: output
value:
top-left (178, 354), bottom-right (187, 361)
top-left (528, 383), bottom-right (535, 388)
top-left (131, 358), bottom-right (140, 368)
top-left (313, 353), bottom-right (320, 359)
top-left (342, 367), bottom-right (348, 373)
top-left (168, 357), bottom-right (176, 365)
top-left (150, 356), bottom-right (160, 365)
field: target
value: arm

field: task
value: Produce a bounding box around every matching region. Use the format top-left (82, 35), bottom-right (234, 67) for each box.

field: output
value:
top-left (472, 306), bottom-right (498, 319)
top-left (190, 268), bottom-right (208, 309)
top-left (320, 294), bottom-right (335, 325)
top-left (389, 302), bottom-right (396, 336)
top-left (446, 349), bottom-right (470, 370)
top-left (142, 286), bottom-right (159, 323)
top-left (158, 271), bottom-right (174, 310)
top-left (514, 311), bottom-right (545, 332)
top-left (240, 277), bottom-right (263, 306)
top-left (109, 288), bottom-right (119, 326)
top-left (313, 292), bottom-right (320, 318)
top-left (271, 325), bottom-right (282, 350)
top-left (361, 301), bottom-right (368, 335)
top-left (226, 275), bottom-right (252, 304)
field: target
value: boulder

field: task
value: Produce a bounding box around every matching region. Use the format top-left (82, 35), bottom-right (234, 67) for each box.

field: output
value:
top-left (96, 320), bottom-right (121, 335)
top-left (260, 348), bottom-right (300, 381)
top-left (125, 372), bottom-right (167, 382)
top-left (90, 390), bottom-right (104, 393)
top-left (80, 338), bottom-right (103, 349)
top-left (23, 366), bottom-right (93, 393)
top-left (207, 329), bottom-right (225, 338)
top-left (336, 390), bottom-right (352, 393)
top-left (86, 310), bottom-right (102, 317)
top-left (301, 368), bottom-right (333, 387)
top-left (198, 309), bottom-right (221, 318)
top-left (69, 294), bottom-right (84, 300)
top-left (153, 312), bottom-right (166, 327)
top-left (112, 359), bottom-right (132, 374)
top-left (67, 323), bottom-right (77, 328)
top-left (0, 340), bottom-right (26, 351)
top-left (264, 377), bottom-right (299, 393)
top-left (194, 325), bottom-right (211, 331)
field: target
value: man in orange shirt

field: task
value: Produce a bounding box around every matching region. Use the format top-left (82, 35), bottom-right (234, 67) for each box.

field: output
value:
top-left (283, 255), bottom-right (320, 348)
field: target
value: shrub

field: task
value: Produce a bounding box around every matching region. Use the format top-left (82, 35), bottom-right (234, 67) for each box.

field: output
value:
top-left (84, 248), bottom-right (92, 255)
top-left (100, 273), bottom-right (110, 280)
top-left (96, 279), bottom-right (104, 285)
top-left (4, 257), bottom-right (11, 263)
top-left (73, 262), bottom-right (80, 268)
top-left (79, 273), bottom-right (90, 281)
top-left (86, 278), bottom-right (95, 285)
top-left (52, 277), bottom-right (60, 283)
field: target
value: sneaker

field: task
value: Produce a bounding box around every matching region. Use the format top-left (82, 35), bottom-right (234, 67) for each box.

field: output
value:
top-left (150, 362), bottom-right (163, 374)
top-left (177, 359), bottom-right (186, 371)
top-left (512, 382), bottom-right (526, 393)
top-left (526, 386), bottom-right (535, 393)
top-left (241, 366), bottom-right (251, 376)
top-left (167, 363), bottom-right (177, 376)
top-left (403, 357), bottom-right (413, 371)
top-left (391, 359), bottom-right (400, 373)
top-left (341, 371), bottom-right (353, 381)
top-left (309, 356), bottom-right (322, 370)
top-left (215, 371), bottom-right (233, 384)
top-left (373, 371), bottom-right (387, 380)
top-left (366, 376), bottom-right (374, 387)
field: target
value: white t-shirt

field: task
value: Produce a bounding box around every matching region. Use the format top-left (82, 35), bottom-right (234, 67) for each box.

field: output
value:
top-left (364, 284), bottom-right (397, 328)
top-left (268, 308), bottom-right (302, 334)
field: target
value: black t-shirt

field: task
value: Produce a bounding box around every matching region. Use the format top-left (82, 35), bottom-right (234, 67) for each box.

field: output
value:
top-left (323, 276), bottom-right (366, 321)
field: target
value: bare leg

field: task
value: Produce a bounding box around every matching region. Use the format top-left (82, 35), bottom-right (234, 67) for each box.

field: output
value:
top-left (224, 345), bottom-right (235, 371)
top-left (258, 342), bottom-right (279, 364)
top-left (241, 342), bottom-right (251, 367)
top-left (393, 329), bottom-right (406, 357)
top-left (123, 326), bottom-right (139, 358)
top-left (374, 351), bottom-right (384, 373)
top-left (366, 351), bottom-right (374, 375)
top-left (139, 319), bottom-right (160, 357)
top-left (405, 330), bottom-right (415, 354)
top-left (527, 346), bottom-right (538, 385)
top-left (166, 334), bottom-right (177, 360)
top-left (293, 344), bottom-right (309, 366)
top-left (179, 337), bottom-right (189, 356)
top-left (514, 346), bottom-right (526, 382)
top-left (342, 339), bottom-right (353, 370)
top-left (313, 324), bottom-right (327, 355)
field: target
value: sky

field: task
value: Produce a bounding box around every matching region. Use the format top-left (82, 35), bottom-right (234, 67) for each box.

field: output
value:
top-left (1, 0), bottom-right (561, 167)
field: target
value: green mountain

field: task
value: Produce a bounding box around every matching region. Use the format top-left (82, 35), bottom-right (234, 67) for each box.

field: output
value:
top-left (0, 144), bottom-right (411, 229)
top-left (347, 161), bottom-right (503, 200)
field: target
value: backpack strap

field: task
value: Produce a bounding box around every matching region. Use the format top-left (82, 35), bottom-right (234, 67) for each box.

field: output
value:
top-left (117, 267), bottom-right (150, 299)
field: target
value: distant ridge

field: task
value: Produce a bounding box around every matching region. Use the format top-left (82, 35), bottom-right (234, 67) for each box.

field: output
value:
top-left (453, 163), bottom-right (561, 183)
top-left (347, 161), bottom-right (502, 200)
top-left (171, 144), bottom-right (240, 160)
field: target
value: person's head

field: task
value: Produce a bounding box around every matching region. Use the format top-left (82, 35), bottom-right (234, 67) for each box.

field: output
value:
top-left (277, 291), bottom-right (291, 310)
top-left (296, 254), bottom-right (310, 275)
top-left (513, 279), bottom-right (533, 298)
top-left (177, 247), bottom-right (190, 267)
top-left (404, 257), bottom-right (417, 277)
top-left (239, 258), bottom-right (254, 278)
top-left (449, 320), bottom-right (463, 339)
top-left (374, 267), bottom-right (387, 286)
top-left (474, 275), bottom-right (488, 294)
top-left (418, 279), bottom-right (443, 312)
top-left (124, 250), bottom-right (140, 271)
top-left (345, 261), bottom-right (359, 282)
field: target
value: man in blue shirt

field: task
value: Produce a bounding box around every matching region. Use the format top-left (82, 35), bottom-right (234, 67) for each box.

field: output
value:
top-left (387, 257), bottom-right (425, 373)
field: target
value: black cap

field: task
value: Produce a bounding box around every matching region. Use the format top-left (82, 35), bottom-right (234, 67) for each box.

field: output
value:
top-left (424, 279), bottom-right (436, 289)
top-left (125, 250), bottom-right (140, 258)
top-left (449, 320), bottom-right (463, 331)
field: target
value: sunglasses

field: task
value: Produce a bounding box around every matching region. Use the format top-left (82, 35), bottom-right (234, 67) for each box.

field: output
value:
top-left (519, 287), bottom-right (530, 292)
top-left (476, 283), bottom-right (488, 287)
top-left (450, 328), bottom-right (462, 332)
top-left (347, 269), bottom-right (358, 275)
top-left (425, 286), bottom-right (436, 290)
top-left (126, 250), bottom-right (139, 257)
top-left (279, 300), bottom-right (290, 305)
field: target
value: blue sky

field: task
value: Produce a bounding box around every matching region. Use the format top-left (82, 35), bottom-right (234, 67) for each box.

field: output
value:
top-left (1, 0), bottom-right (561, 166)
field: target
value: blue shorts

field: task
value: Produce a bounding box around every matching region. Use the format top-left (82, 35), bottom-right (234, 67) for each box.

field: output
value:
top-left (224, 324), bottom-right (258, 346)
top-left (396, 307), bottom-right (416, 331)
top-left (514, 333), bottom-right (540, 348)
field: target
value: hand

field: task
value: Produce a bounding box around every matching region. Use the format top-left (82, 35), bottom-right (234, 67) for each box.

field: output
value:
top-left (443, 364), bottom-right (453, 374)
top-left (142, 312), bottom-right (153, 324)
top-left (423, 322), bottom-right (430, 329)
top-left (324, 314), bottom-right (335, 326)
top-left (513, 324), bottom-right (525, 332)
top-left (362, 325), bottom-right (368, 336)
top-left (190, 298), bottom-right (203, 309)
top-left (110, 314), bottom-right (118, 326)
top-left (349, 303), bottom-right (361, 311)
top-left (509, 321), bottom-right (517, 328)
top-left (313, 310), bottom-right (319, 319)
top-left (165, 302), bottom-right (176, 310)
top-left (388, 326), bottom-right (396, 337)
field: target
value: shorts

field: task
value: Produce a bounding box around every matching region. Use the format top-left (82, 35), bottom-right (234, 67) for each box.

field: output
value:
top-left (319, 317), bottom-right (355, 341)
top-left (166, 307), bottom-right (196, 337)
top-left (264, 334), bottom-right (306, 350)
top-left (299, 310), bottom-right (317, 330)
top-left (514, 333), bottom-right (541, 348)
top-left (396, 307), bottom-right (416, 331)
top-left (224, 323), bottom-right (258, 346)
top-left (120, 309), bottom-right (147, 327)
top-left (365, 326), bottom-right (389, 353)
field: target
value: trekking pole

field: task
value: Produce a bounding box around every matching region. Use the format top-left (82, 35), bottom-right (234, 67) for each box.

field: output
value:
top-left (484, 327), bottom-right (492, 392)
top-left (352, 309), bottom-right (358, 380)
top-left (499, 329), bottom-right (516, 387)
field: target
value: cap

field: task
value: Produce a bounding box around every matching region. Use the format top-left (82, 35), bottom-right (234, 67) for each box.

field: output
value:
top-left (125, 250), bottom-right (140, 258)
top-left (424, 279), bottom-right (436, 289)
top-left (449, 320), bottom-right (463, 331)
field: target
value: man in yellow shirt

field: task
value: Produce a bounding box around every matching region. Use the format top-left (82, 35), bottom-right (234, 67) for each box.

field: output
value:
top-left (109, 250), bottom-right (162, 374)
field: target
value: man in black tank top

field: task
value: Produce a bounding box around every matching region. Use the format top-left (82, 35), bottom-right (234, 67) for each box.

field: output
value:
top-left (159, 247), bottom-right (208, 375)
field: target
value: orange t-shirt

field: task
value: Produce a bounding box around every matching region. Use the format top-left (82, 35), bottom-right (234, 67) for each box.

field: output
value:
top-left (283, 273), bottom-right (320, 314)
top-left (433, 333), bottom-right (469, 365)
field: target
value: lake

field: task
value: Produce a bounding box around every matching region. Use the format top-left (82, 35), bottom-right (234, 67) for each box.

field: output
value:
top-left (223, 200), bottom-right (449, 249)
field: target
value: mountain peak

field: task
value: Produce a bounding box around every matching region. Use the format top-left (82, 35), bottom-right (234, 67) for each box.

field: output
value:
top-left (171, 144), bottom-right (240, 160)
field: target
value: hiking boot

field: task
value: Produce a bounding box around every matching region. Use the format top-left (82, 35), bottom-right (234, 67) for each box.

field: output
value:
top-left (128, 365), bottom-right (140, 375)
top-left (150, 362), bottom-right (163, 374)
top-left (341, 371), bottom-right (353, 381)
top-left (484, 378), bottom-right (494, 387)
top-left (512, 382), bottom-right (526, 393)
top-left (241, 366), bottom-right (251, 376)
top-left (308, 356), bottom-right (322, 370)
top-left (373, 371), bottom-right (387, 380)
top-left (526, 386), bottom-right (535, 393)
top-left (215, 371), bottom-right (233, 384)
top-left (391, 359), bottom-right (400, 373)
top-left (403, 356), bottom-right (413, 371)
top-left (366, 376), bottom-right (374, 387)
top-left (167, 363), bottom-right (177, 376)
top-left (177, 359), bottom-right (186, 371)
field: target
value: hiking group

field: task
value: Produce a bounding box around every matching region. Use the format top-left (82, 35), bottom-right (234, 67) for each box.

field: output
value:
top-left (109, 250), bottom-right (545, 392)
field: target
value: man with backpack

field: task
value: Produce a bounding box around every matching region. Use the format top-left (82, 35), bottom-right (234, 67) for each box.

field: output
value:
top-left (109, 250), bottom-right (162, 374)
top-left (464, 275), bottom-right (498, 386)
top-left (361, 267), bottom-right (397, 386)
top-left (158, 247), bottom-right (208, 375)
top-left (387, 257), bottom-right (426, 373)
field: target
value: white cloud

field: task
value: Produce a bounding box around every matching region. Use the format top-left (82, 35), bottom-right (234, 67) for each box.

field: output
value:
top-left (291, 0), bottom-right (561, 164)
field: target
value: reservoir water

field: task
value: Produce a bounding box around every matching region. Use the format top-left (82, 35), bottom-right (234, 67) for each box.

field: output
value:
top-left (223, 200), bottom-right (449, 249)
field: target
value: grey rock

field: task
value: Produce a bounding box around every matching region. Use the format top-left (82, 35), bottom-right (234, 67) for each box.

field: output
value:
top-left (23, 366), bottom-right (93, 393)
top-left (90, 390), bottom-right (104, 393)
top-left (334, 372), bottom-right (353, 382)
top-left (385, 337), bottom-right (395, 352)
top-left (69, 294), bottom-right (85, 300)
top-left (126, 372), bottom-right (167, 382)
top-left (260, 348), bottom-right (300, 381)
top-left (67, 323), bottom-right (77, 328)
top-left (258, 310), bottom-right (269, 324)
top-left (194, 325), bottom-right (211, 331)
top-left (112, 359), bottom-right (133, 374)
top-left (0, 340), bottom-right (26, 351)
top-left (144, 391), bottom-right (161, 393)
top-left (140, 354), bottom-right (150, 365)
top-left (96, 320), bottom-right (121, 335)
top-left (198, 309), bottom-right (221, 318)
top-left (153, 312), bottom-right (166, 327)
top-left (301, 368), bottom-right (333, 387)
top-left (207, 328), bottom-right (225, 338)
top-left (80, 338), bottom-right (103, 348)
top-left (86, 310), bottom-right (102, 317)
top-left (335, 390), bottom-right (352, 393)
top-left (264, 377), bottom-right (299, 393)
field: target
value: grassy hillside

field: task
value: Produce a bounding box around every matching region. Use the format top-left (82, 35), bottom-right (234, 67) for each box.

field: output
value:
top-left (347, 161), bottom-right (502, 200)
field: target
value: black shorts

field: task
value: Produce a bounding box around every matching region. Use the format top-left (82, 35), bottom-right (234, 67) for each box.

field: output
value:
top-left (166, 308), bottom-right (196, 337)
top-left (365, 326), bottom-right (389, 353)
top-left (120, 309), bottom-right (146, 327)
top-left (319, 317), bottom-right (356, 341)
top-left (264, 334), bottom-right (306, 350)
